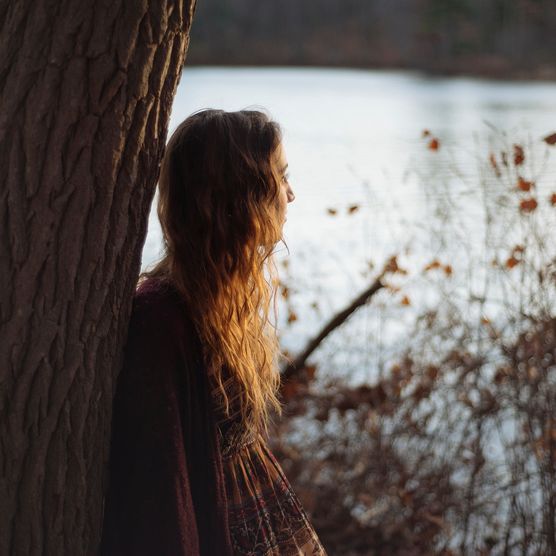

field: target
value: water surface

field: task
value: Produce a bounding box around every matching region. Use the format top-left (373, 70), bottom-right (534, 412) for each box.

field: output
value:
top-left (142, 67), bottom-right (556, 382)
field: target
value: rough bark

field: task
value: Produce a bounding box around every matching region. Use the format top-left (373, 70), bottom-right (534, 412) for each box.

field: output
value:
top-left (0, 1), bottom-right (196, 554)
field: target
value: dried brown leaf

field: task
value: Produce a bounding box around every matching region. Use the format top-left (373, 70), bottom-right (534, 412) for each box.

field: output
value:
top-left (519, 197), bottom-right (538, 213)
top-left (513, 144), bottom-right (525, 166)
top-left (517, 176), bottom-right (534, 191)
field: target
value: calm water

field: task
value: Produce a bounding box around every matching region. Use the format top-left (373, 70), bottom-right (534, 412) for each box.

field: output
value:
top-left (142, 67), bottom-right (556, 383)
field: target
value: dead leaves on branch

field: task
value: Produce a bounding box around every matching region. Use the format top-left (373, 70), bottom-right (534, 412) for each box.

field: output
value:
top-left (423, 132), bottom-right (556, 219)
top-left (287, 308), bottom-right (298, 324)
top-left (274, 130), bottom-right (556, 555)
top-left (489, 152), bottom-right (501, 177)
top-left (282, 352), bottom-right (441, 419)
top-left (519, 197), bottom-right (538, 213)
top-left (326, 204), bottom-right (360, 216)
top-left (490, 134), bottom-right (556, 214)
top-left (281, 316), bottom-right (555, 422)
top-left (513, 175), bottom-right (538, 213)
top-left (381, 255), bottom-right (413, 307)
top-left (422, 129), bottom-right (440, 151)
top-left (490, 143), bottom-right (526, 174)
top-left (283, 379), bottom-right (399, 420)
top-left (334, 384), bottom-right (389, 414)
top-left (505, 244), bottom-right (525, 269)
top-left (381, 255), bottom-right (455, 308)
top-left (513, 144), bottom-right (525, 166)
top-left (382, 255), bottom-right (407, 275)
top-left (423, 259), bottom-right (453, 276)
top-left (423, 259), bottom-right (441, 271)
top-left (516, 176), bottom-right (534, 192)
top-left (280, 362), bottom-right (318, 404)
top-left (428, 138), bottom-right (440, 151)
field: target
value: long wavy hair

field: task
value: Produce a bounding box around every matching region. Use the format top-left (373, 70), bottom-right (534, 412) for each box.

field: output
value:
top-left (140, 108), bottom-right (285, 438)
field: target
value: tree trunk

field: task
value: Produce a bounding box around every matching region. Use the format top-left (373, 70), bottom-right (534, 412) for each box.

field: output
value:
top-left (0, 1), bottom-right (197, 554)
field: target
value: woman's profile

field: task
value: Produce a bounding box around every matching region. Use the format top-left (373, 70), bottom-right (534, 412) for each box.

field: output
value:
top-left (100, 108), bottom-right (327, 555)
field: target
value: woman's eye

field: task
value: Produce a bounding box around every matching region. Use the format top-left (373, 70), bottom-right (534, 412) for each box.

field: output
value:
top-left (281, 172), bottom-right (290, 183)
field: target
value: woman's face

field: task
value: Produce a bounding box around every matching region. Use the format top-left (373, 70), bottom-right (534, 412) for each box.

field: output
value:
top-left (272, 142), bottom-right (295, 228)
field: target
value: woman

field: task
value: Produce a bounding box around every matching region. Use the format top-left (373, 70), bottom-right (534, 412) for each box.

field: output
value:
top-left (100, 109), bottom-right (327, 555)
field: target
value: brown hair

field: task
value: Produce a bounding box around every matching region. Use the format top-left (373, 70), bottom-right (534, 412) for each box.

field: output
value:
top-left (140, 108), bottom-right (285, 437)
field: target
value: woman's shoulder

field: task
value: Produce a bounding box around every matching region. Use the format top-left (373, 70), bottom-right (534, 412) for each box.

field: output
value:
top-left (132, 276), bottom-right (183, 315)
top-left (129, 276), bottom-right (196, 342)
top-left (121, 276), bottom-right (205, 379)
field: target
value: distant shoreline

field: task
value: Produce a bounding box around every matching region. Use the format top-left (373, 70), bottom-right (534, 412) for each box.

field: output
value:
top-left (185, 61), bottom-right (556, 83)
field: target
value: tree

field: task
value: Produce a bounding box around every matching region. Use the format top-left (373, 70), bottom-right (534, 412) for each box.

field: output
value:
top-left (0, 1), bottom-right (197, 553)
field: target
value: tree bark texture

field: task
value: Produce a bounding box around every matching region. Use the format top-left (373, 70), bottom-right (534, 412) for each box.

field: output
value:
top-left (0, 1), bottom-right (197, 554)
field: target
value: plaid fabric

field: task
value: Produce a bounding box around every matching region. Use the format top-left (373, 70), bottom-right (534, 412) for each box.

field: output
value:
top-left (223, 435), bottom-right (327, 555)
top-left (209, 370), bottom-right (327, 555)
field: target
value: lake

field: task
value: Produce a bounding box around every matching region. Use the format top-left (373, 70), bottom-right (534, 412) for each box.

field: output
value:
top-left (142, 67), bottom-right (556, 384)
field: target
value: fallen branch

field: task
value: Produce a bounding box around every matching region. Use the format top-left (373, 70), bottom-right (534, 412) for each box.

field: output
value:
top-left (280, 258), bottom-right (395, 381)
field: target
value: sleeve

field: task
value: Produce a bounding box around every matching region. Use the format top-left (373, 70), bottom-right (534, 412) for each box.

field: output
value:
top-left (100, 293), bottom-right (200, 556)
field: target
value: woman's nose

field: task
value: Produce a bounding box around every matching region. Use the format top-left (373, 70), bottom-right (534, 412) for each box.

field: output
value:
top-left (287, 185), bottom-right (295, 203)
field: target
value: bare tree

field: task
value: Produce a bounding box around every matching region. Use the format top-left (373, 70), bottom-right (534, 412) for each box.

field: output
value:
top-left (0, 1), bottom-right (196, 554)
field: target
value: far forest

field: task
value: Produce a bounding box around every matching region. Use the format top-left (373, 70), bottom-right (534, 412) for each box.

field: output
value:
top-left (188, 0), bottom-right (556, 80)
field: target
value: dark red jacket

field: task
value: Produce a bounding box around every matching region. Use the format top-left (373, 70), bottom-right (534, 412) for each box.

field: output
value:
top-left (100, 278), bottom-right (233, 555)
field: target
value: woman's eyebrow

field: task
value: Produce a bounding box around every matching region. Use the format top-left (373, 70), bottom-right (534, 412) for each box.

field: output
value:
top-left (280, 163), bottom-right (289, 173)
